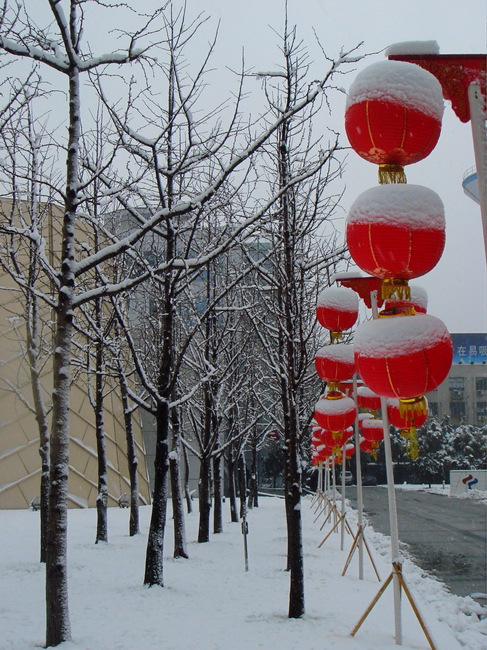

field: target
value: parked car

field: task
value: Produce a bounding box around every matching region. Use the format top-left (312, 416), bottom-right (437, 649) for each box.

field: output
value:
top-left (361, 474), bottom-right (378, 486)
top-left (338, 470), bottom-right (353, 485)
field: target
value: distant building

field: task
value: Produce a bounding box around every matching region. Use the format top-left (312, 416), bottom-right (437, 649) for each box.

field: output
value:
top-left (0, 200), bottom-right (151, 509)
top-left (426, 333), bottom-right (487, 426)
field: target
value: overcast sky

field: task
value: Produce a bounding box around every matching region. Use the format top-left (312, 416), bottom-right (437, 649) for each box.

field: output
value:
top-left (195, 0), bottom-right (486, 334)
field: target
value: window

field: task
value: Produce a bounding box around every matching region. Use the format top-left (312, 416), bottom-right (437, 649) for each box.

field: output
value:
top-left (476, 377), bottom-right (487, 394)
top-left (449, 401), bottom-right (465, 423)
top-left (428, 401), bottom-right (439, 417)
top-left (449, 377), bottom-right (464, 398)
top-left (477, 402), bottom-right (487, 424)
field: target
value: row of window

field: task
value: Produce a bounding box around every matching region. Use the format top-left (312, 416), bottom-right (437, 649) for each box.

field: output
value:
top-left (428, 400), bottom-right (486, 424)
top-left (448, 376), bottom-right (487, 393)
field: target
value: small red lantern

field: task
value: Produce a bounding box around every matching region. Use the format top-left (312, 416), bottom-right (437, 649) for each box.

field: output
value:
top-left (346, 184), bottom-right (445, 300)
top-left (316, 287), bottom-right (359, 341)
top-left (356, 386), bottom-right (381, 413)
top-left (354, 314), bottom-right (453, 406)
top-left (320, 426), bottom-right (354, 449)
top-left (345, 60), bottom-right (444, 183)
top-left (359, 437), bottom-right (380, 458)
top-left (315, 343), bottom-right (355, 388)
top-left (387, 397), bottom-right (429, 460)
top-left (314, 394), bottom-right (357, 433)
top-left (361, 419), bottom-right (385, 442)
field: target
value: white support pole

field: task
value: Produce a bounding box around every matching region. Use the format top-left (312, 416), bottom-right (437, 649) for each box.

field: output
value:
top-left (340, 443), bottom-right (346, 551)
top-left (468, 84), bottom-right (487, 264)
top-left (353, 373), bottom-right (364, 579)
top-left (371, 290), bottom-right (402, 645)
top-left (332, 455), bottom-right (337, 528)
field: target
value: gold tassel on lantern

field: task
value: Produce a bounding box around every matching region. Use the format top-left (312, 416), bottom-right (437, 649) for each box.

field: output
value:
top-left (401, 427), bottom-right (419, 461)
top-left (381, 278), bottom-right (411, 301)
top-left (330, 330), bottom-right (343, 343)
top-left (378, 163), bottom-right (407, 184)
top-left (399, 396), bottom-right (427, 419)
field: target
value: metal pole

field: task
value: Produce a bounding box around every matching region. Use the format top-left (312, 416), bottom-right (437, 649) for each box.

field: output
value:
top-left (371, 290), bottom-right (402, 645)
top-left (353, 373), bottom-right (364, 579)
top-left (242, 503), bottom-right (249, 572)
top-left (468, 84), bottom-right (487, 264)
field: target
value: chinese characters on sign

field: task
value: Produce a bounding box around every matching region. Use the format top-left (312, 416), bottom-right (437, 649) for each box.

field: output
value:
top-left (451, 333), bottom-right (487, 364)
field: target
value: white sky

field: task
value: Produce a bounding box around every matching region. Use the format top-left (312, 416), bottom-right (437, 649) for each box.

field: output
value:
top-left (195, 0), bottom-right (487, 334)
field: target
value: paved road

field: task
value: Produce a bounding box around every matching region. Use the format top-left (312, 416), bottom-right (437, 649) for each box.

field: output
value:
top-left (343, 487), bottom-right (487, 598)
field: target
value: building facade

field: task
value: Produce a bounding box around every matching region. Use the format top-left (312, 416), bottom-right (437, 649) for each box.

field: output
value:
top-left (426, 333), bottom-right (487, 426)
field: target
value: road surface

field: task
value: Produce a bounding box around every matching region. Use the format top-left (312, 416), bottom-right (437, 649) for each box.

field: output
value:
top-left (343, 486), bottom-right (487, 598)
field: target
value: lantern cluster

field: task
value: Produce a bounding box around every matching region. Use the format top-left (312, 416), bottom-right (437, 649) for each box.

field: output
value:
top-left (344, 58), bottom-right (453, 460)
top-left (310, 287), bottom-right (359, 470)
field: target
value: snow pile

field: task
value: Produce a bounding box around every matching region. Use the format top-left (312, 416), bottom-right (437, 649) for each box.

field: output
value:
top-left (386, 41), bottom-right (441, 56)
top-left (317, 286), bottom-right (359, 312)
top-left (410, 284), bottom-right (428, 310)
top-left (346, 60), bottom-right (444, 121)
top-left (354, 314), bottom-right (451, 358)
top-left (316, 343), bottom-right (355, 363)
top-left (347, 184), bottom-right (445, 230)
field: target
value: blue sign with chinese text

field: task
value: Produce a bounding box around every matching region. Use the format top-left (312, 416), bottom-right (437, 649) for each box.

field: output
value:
top-left (451, 333), bottom-right (487, 365)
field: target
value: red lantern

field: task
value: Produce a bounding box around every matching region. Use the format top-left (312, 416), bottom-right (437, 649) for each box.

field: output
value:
top-left (346, 184), bottom-right (445, 299)
top-left (345, 60), bottom-right (443, 182)
top-left (358, 412), bottom-right (374, 430)
top-left (361, 419), bottom-right (385, 442)
top-left (315, 343), bottom-right (355, 387)
top-left (314, 394), bottom-right (357, 433)
top-left (316, 287), bottom-right (358, 341)
top-left (387, 398), bottom-right (429, 430)
top-left (320, 426), bottom-right (354, 449)
top-left (356, 386), bottom-right (381, 412)
top-left (359, 437), bottom-right (380, 458)
top-left (354, 314), bottom-right (453, 403)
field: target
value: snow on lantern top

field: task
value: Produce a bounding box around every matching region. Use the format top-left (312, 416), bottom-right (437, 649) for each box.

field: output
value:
top-left (315, 395), bottom-right (356, 415)
top-left (354, 313), bottom-right (450, 359)
top-left (317, 286), bottom-right (359, 312)
top-left (346, 60), bottom-right (444, 122)
top-left (315, 343), bottom-right (355, 363)
top-left (347, 184), bottom-right (445, 231)
top-left (385, 41), bottom-right (440, 57)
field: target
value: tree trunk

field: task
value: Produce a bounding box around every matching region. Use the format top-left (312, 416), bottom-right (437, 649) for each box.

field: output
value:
top-left (198, 456), bottom-right (211, 543)
top-left (238, 453), bottom-right (247, 519)
top-left (213, 455), bottom-right (223, 534)
top-left (95, 307), bottom-right (108, 544)
top-left (248, 438), bottom-right (259, 509)
top-left (183, 445), bottom-right (193, 514)
top-left (144, 401), bottom-right (170, 586)
top-left (118, 368), bottom-right (140, 536)
top-left (227, 456), bottom-right (239, 522)
top-left (170, 404), bottom-right (188, 558)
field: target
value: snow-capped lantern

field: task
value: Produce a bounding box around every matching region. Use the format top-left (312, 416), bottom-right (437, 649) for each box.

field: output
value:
top-left (346, 185), bottom-right (445, 300)
top-left (354, 314), bottom-right (453, 416)
top-left (356, 386), bottom-right (381, 413)
top-left (315, 343), bottom-right (355, 390)
top-left (361, 418), bottom-right (385, 442)
top-left (316, 287), bottom-right (359, 342)
top-left (345, 60), bottom-right (444, 183)
top-left (387, 397), bottom-right (429, 460)
top-left (314, 394), bottom-right (357, 433)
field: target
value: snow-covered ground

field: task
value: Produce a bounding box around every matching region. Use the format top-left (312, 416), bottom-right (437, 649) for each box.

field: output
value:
top-left (394, 483), bottom-right (487, 505)
top-left (1, 494), bottom-right (486, 650)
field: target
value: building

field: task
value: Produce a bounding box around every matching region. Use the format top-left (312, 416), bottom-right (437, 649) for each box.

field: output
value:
top-left (426, 333), bottom-right (487, 426)
top-left (0, 200), bottom-right (151, 509)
